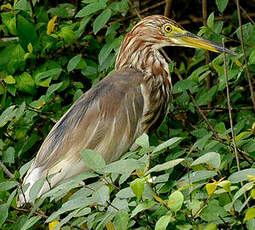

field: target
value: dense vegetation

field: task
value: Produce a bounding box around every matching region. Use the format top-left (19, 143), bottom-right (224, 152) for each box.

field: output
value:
top-left (0, 0), bottom-right (255, 229)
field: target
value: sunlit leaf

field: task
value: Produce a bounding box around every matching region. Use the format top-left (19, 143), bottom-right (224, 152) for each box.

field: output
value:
top-left (155, 215), bottom-right (172, 230)
top-left (130, 178), bottom-right (145, 201)
top-left (167, 190), bottom-right (184, 212)
top-left (47, 15), bottom-right (58, 35)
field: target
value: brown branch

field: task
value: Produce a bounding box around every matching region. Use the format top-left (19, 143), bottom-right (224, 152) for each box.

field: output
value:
top-left (0, 160), bottom-right (14, 178)
top-left (164, 0), bottom-right (173, 17)
top-left (236, 0), bottom-right (255, 111)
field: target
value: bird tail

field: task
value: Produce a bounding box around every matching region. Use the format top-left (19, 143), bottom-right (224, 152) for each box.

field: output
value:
top-left (17, 166), bottom-right (48, 207)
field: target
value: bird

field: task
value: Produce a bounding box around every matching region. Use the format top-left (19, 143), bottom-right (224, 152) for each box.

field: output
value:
top-left (18, 15), bottom-right (235, 205)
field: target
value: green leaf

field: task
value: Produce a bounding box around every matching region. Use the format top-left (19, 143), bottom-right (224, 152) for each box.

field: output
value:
top-left (19, 160), bottom-right (34, 178)
top-left (249, 49), bottom-right (255, 64)
top-left (58, 26), bottom-right (77, 44)
top-left (216, 0), bottom-right (228, 13)
top-left (35, 68), bottom-right (62, 87)
top-left (152, 137), bottom-right (182, 154)
top-left (180, 170), bottom-right (217, 183)
top-left (76, 1), bottom-right (107, 17)
top-left (155, 215), bottom-right (172, 230)
top-left (3, 146), bottom-right (15, 164)
top-left (0, 203), bottom-right (8, 226)
top-left (67, 54), bottom-right (82, 72)
top-left (0, 181), bottom-right (19, 192)
top-left (229, 168), bottom-right (255, 183)
top-left (16, 72), bottom-right (35, 94)
top-left (14, 0), bottom-right (32, 15)
top-left (191, 152), bottom-right (221, 169)
top-left (135, 133), bottom-right (150, 148)
top-left (146, 158), bottom-right (184, 175)
top-left (80, 149), bottom-right (106, 171)
top-left (172, 79), bottom-right (197, 94)
top-left (245, 208), bottom-right (255, 222)
top-left (113, 210), bottom-right (129, 230)
top-left (100, 159), bottom-right (141, 174)
top-left (46, 82), bottom-right (63, 99)
top-left (207, 12), bottom-right (214, 28)
top-left (0, 105), bottom-right (16, 128)
top-left (20, 216), bottom-right (41, 230)
top-left (167, 190), bottom-right (184, 212)
top-left (4, 75), bottom-right (16, 84)
top-left (92, 185), bottom-right (109, 205)
top-left (0, 44), bottom-right (25, 74)
top-left (93, 9), bottom-right (111, 34)
top-left (130, 178), bottom-right (145, 200)
top-left (131, 200), bottom-right (156, 218)
top-left (98, 42), bottom-right (114, 65)
top-left (29, 177), bottom-right (46, 202)
top-left (200, 199), bottom-right (228, 221)
top-left (46, 197), bottom-right (93, 223)
top-left (16, 15), bottom-right (38, 49)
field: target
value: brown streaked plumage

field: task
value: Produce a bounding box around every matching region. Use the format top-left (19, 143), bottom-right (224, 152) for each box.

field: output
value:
top-left (18, 15), bottom-right (235, 205)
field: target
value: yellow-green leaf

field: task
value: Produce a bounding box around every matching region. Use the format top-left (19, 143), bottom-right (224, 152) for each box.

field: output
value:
top-left (167, 190), bottom-right (184, 212)
top-left (47, 15), bottom-right (57, 35)
top-left (49, 220), bottom-right (60, 230)
top-left (206, 183), bottom-right (217, 196)
top-left (251, 189), bottom-right (255, 199)
top-left (27, 43), bottom-right (33, 53)
top-left (4, 75), bottom-right (16, 84)
top-left (244, 208), bottom-right (255, 222)
top-left (218, 180), bottom-right (231, 194)
top-left (130, 178), bottom-right (145, 201)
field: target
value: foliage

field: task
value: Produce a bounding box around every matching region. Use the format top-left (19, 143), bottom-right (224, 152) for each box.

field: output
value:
top-left (0, 0), bottom-right (255, 229)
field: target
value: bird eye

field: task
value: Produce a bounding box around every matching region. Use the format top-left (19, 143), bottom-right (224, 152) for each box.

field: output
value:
top-left (164, 25), bottom-right (172, 33)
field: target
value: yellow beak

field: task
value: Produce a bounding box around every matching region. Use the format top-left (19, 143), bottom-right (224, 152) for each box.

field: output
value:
top-left (175, 31), bottom-right (236, 55)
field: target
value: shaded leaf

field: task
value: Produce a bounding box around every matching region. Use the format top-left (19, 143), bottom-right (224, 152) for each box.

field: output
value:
top-left (216, 0), bottom-right (228, 13)
top-left (0, 181), bottom-right (19, 192)
top-left (155, 215), bottom-right (172, 230)
top-left (152, 137), bottom-right (182, 154)
top-left (191, 152), bottom-right (221, 169)
top-left (167, 190), bottom-right (184, 212)
top-left (93, 9), bottom-right (111, 34)
top-left (146, 158), bottom-right (184, 175)
top-left (80, 149), bottom-right (106, 171)
top-left (131, 200), bottom-right (156, 218)
top-left (229, 168), bottom-right (255, 183)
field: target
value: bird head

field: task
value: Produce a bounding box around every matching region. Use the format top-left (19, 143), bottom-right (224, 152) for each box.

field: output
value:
top-left (129, 15), bottom-right (236, 55)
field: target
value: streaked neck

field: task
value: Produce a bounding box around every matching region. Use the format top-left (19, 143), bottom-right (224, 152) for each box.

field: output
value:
top-left (115, 37), bottom-right (171, 86)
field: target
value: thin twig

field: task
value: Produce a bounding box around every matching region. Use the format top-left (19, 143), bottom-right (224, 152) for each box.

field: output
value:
top-left (160, 48), bottom-right (219, 139)
top-left (222, 38), bottom-right (240, 171)
top-left (234, 1), bottom-right (255, 25)
top-left (0, 160), bottom-right (14, 178)
top-left (175, 68), bottom-right (220, 140)
top-left (202, 0), bottom-right (211, 108)
top-left (164, 0), bottom-right (173, 17)
top-left (222, 38), bottom-right (249, 207)
top-left (236, 0), bottom-right (255, 111)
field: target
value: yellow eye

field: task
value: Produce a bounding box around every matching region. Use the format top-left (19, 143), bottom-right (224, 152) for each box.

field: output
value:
top-left (164, 25), bottom-right (172, 33)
